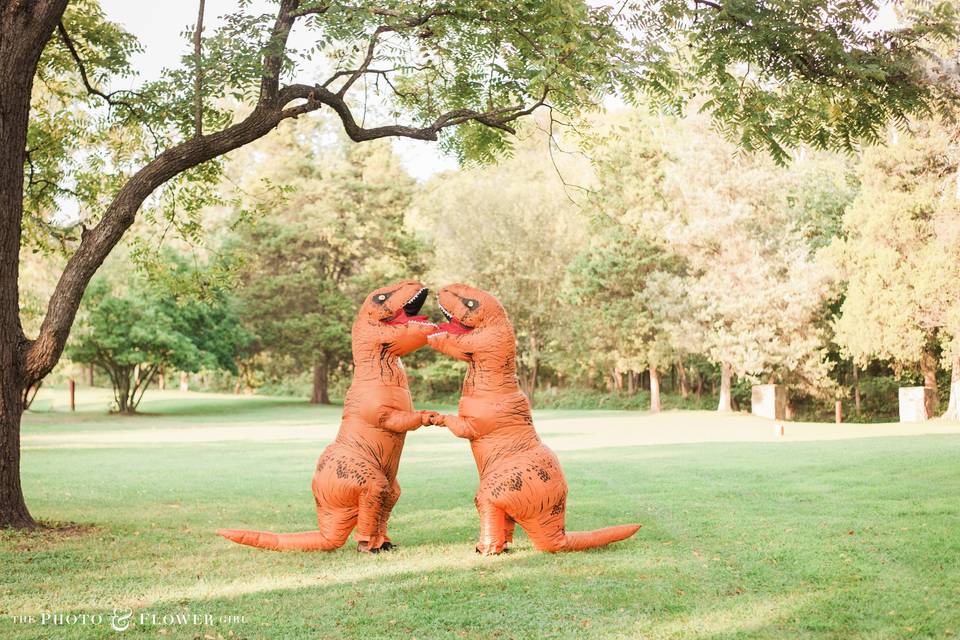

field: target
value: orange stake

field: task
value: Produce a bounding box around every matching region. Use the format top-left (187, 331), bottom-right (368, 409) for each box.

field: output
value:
top-left (427, 284), bottom-right (641, 555)
top-left (218, 281), bottom-right (437, 553)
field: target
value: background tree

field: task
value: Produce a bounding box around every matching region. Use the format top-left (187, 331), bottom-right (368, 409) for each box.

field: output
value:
top-left (225, 127), bottom-right (423, 404)
top-left (661, 118), bottom-right (837, 411)
top-left (412, 129), bottom-right (589, 403)
top-left (588, 110), bottom-right (837, 412)
top-left (832, 120), bottom-right (960, 417)
top-left (565, 230), bottom-right (682, 412)
top-left (67, 268), bottom-right (247, 413)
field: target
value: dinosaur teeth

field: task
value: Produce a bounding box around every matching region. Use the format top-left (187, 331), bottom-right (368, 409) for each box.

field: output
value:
top-left (404, 287), bottom-right (427, 306)
top-left (437, 301), bottom-right (453, 322)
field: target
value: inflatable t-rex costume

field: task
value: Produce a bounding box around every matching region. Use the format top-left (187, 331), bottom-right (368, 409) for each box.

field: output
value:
top-left (218, 280), bottom-right (437, 553)
top-left (427, 284), bottom-right (641, 555)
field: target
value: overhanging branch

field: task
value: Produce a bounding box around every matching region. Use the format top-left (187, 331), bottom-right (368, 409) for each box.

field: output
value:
top-left (279, 83), bottom-right (549, 141)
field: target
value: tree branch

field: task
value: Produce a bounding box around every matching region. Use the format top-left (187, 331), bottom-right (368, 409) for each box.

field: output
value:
top-left (286, 2), bottom-right (330, 19)
top-left (193, 0), bottom-right (206, 138)
top-left (57, 21), bottom-right (135, 110)
top-left (337, 25), bottom-right (389, 98)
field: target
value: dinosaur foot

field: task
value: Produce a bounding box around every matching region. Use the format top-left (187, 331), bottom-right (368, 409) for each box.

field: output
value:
top-left (475, 542), bottom-right (507, 556)
top-left (357, 541), bottom-right (395, 554)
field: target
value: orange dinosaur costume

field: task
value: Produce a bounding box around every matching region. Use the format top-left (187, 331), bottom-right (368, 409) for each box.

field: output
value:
top-left (427, 284), bottom-right (641, 555)
top-left (218, 280), bottom-right (437, 553)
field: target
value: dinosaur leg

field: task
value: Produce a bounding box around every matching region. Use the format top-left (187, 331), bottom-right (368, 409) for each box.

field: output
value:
top-left (355, 473), bottom-right (394, 553)
top-left (516, 510), bottom-right (568, 552)
top-left (373, 479), bottom-right (401, 551)
top-left (313, 505), bottom-right (358, 550)
top-left (517, 504), bottom-right (640, 553)
top-left (503, 515), bottom-right (516, 548)
top-left (475, 499), bottom-right (508, 555)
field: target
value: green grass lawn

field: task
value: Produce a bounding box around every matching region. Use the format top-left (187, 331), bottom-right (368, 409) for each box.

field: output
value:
top-left (2, 390), bottom-right (959, 639)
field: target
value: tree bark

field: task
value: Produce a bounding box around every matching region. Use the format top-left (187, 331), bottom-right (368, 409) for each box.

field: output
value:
top-left (944, 353), bottom-right (960, 421)
top-left (677, 360), bottom-right (690, 398)
top-left (86, 365), bottom-right (94, 387)
top-left (852, 363), bottom-right (861, 417)
top-left (649, 365), bottom-right (662, 413)
top-left (717, 362), bottom-right (733, 412)
top-left (0, 382), bottom-right (32, 528)
top-left (179, 372), bottom-right (190, 392)
top-left (920, 344), bottom-right (939, 418)
top-left (520, 333), bottom-right (539, 406)
top-left (0, 0), bottom-right (69, 529)
top-left (311, 363), bottom-right (331, 404)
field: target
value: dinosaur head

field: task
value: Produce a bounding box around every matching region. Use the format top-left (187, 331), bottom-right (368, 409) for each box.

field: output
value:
top-left (427, 283), bottom-right (514, 362)
top-left (354, 280), bottom-right (435, 356)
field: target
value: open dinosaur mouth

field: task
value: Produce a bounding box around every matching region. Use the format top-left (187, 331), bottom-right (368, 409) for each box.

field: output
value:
top-left (435, 300), bottom-right (473, 335)
top-left (384, 287), bottom-right (431, 325)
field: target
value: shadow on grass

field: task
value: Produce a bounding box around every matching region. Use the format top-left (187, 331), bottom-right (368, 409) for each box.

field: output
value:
top-left (0, 536), bottom-right (794, 640)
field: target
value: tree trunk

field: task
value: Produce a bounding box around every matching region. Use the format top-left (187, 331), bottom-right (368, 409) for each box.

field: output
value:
top-left (522, 333), bottom-right (539, 406)
top-left (920, 344), bottom-right (939, 418)
top-left (116, 373), bottom-right (131, 414)
top-left (0, 0), bottom-right (68, 529)
top-left (944, 353), bottom-right (960, 421)
top-left (0, 383), bottom-right (33, 528)
top-left (626, 370), bottom-right (636, 394)
top-left (158, 366), bottom-right (165, 390)
top-left (86, 365), bottom-right (95, 387)
top-left (717, 362), bottom-right (733, 412)
top-left (677, 360), bottom-right (689, 398)
top-left (852, 363), bottom-right (861, 417)
top-left (649, 365), bottom-right (662, 413)
top-left (612, 368), bottom-right (623, 391)
top-left (311, 363), bottom-right (331, 404)
top-left (179, 372), bottom-right (190, 392)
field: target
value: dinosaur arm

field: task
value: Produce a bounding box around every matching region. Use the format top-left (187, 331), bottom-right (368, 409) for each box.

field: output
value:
top-left (378, 409), bottom-right (437, 433)
top-left (434, 413), bottom-right (480, 440)
top-left (427, 332), bottom-right (473, 362)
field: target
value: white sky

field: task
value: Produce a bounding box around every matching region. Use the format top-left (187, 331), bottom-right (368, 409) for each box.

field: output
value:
top-left (98, 0), bottom-right (457, 180)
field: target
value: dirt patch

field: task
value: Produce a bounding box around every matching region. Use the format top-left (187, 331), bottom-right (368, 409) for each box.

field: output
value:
top-left (0, 521), bottom-right (103, 551)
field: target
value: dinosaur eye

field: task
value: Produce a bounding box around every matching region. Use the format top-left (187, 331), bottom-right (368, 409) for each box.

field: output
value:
top-left (375, 294), bottom-right (387, 303)
top-left (465, 299), bottom-right (477, 309)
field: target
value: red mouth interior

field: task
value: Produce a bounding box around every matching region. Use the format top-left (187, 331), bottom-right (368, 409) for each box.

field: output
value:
top-left (435, 317), bottom-right (472, 335)
top-left (384, 309), bottom-right (429, 325)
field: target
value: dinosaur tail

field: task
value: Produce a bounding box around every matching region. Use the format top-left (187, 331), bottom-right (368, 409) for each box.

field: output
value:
top-left (216, 528), bottom-right (341, 551)
top-left (527, 523), bottom-right (641, 553)
top-left (563, 523), bottom-right (641, 551)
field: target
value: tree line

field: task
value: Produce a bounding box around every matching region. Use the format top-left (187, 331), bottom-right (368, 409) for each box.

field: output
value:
top-left (45, 108), bottom-right (959, 421)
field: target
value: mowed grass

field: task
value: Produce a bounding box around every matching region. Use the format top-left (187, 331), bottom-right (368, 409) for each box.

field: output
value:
top-left (2, 390), bottom-right (959, 639)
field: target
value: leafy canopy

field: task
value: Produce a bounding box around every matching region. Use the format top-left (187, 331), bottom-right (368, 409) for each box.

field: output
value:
top-left (67, 259), bottom-right (249, 412)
